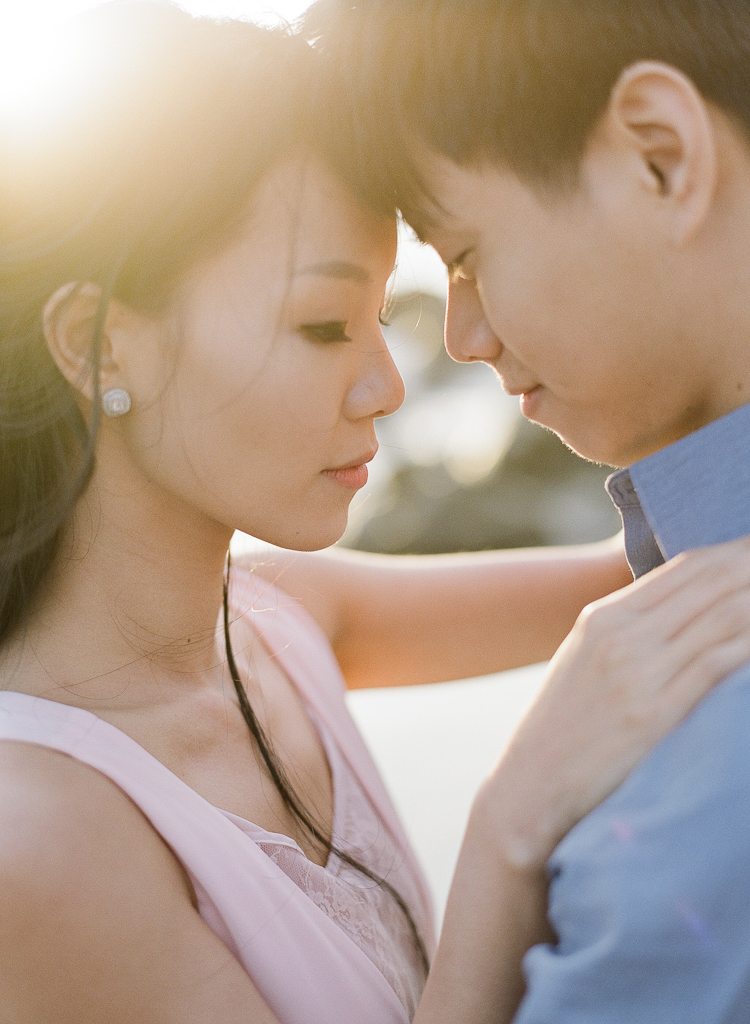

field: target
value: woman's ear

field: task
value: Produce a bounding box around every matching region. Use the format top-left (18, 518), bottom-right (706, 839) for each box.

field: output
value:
top-left (43, 282), bottom-right (127, 405)
top-left (597, 61), bottom-right (718, 243)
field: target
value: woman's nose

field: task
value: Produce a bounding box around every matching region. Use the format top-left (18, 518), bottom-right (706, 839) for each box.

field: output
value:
top-left (444, 277), bottom-right (503, 364)
top-left (345, 333), bottom-right (405, 421)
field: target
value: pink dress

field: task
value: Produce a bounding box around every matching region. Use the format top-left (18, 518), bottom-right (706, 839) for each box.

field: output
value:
top-left (0, 570), bottom-right (435, 1024)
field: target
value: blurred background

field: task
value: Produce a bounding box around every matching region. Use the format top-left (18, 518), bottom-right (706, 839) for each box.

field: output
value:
top-left (2, 0), bottom-right (621, 921)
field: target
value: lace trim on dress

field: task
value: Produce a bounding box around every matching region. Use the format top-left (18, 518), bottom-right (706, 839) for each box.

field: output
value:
top-left (221, 717), bottom-right (428, 1019)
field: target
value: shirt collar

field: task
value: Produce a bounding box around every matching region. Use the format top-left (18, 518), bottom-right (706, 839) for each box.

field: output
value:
top-left (607, 401), bottom-right (750, 579)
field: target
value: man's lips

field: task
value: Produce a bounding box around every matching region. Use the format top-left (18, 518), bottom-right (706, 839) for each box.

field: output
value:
top-left (498, 379), bottom-right (544, 417)
top-left (518, 385), bottom-right (544, 418)
top-left (504, 383), bottom-right (542, 398)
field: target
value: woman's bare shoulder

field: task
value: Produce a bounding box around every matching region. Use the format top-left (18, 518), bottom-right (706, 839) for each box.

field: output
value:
top-left (0, 740), bottom-right (279, 1023)
top-left (0, 739), bottom-right (195, 929)
top-left (0, 740), bottom-right (181, 868)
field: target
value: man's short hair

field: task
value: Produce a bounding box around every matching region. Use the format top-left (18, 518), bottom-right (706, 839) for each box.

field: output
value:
top-left (306, 0), bottom-right (750, 221)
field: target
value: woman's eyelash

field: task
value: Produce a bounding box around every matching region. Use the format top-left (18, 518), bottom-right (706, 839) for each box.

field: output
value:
top-left (300, 321), bottom-right (352, 343)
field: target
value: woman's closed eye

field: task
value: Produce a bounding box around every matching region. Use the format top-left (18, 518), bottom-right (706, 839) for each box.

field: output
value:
top-left (299, 320), bottom-right (352, 343)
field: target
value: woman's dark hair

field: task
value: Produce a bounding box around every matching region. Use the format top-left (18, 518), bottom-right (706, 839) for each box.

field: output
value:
top-left (1, 0), bottom-right (427, 972)
top-left (1, 0), bottom-right (314, 640)
top-left (304, 0), bottom-right (750, 222)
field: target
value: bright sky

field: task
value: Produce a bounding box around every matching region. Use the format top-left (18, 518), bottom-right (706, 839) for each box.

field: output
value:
top-left (0, 0), bottom-right (315, 116)
top-left (3, 0), bottom-right (314, 35)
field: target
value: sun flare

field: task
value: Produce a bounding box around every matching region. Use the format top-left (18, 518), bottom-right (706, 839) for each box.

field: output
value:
top-left (0, 26), bottom-right (94, 132)
top-left (0, 0), bottom-right (312, 131)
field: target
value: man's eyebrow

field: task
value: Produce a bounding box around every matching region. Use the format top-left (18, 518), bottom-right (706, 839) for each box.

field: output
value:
top-left (295, 260), bottom-right (370, 284)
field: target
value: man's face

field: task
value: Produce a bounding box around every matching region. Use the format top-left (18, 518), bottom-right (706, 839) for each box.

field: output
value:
top-left (416, 153), bottom-right (721, 468)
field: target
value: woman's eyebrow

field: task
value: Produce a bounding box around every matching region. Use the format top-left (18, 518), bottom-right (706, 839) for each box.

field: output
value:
top-left (295, 260), bottom-right (370, 284)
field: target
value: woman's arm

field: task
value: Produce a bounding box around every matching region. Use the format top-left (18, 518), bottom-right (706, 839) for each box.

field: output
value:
top-left (413, 536), bottom-right (750, 1024)
top-left (240, 535), bottom-right (632, 689)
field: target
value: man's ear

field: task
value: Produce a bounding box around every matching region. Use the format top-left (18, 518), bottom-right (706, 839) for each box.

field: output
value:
top-left (598, 61), bottom-right (717, 243)
top-left (43, 282), bottom-right (128, 406)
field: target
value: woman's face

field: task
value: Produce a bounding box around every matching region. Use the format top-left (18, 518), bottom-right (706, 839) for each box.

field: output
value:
top-left (113, 157), bottom-right (403, 550)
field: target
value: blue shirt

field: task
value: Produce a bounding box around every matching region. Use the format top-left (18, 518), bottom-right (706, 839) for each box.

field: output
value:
top-left (514, 401), bottom-right (750, 1024)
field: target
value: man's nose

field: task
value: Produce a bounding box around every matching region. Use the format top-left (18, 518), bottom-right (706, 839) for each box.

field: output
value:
top-left (444, 277), bottom-right (503, 363)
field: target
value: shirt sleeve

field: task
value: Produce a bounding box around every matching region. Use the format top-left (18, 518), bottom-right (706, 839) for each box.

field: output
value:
top-left (513, 665), bottom-right (750, 1024)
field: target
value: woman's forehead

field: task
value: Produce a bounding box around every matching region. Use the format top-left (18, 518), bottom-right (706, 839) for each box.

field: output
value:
top-left (250, 155), bottom-right (397, 266)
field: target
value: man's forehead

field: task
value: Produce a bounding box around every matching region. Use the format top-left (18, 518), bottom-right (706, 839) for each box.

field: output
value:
top-left (401, 156), bottom-right (512, 245)
top-left (397, 148), bottom-right (476, 244)
top-left (404, 207), bottom-right (469, 257)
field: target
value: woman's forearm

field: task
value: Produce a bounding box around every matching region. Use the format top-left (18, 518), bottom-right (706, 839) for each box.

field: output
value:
top-left (240, 536), bottom-right (633, 689)
top-left (413, 536), bottom-right (750, 1024)
top-left (333, 535), bottom-right (632, 688)
top-left (414, 805), bottom-right (552, 1024)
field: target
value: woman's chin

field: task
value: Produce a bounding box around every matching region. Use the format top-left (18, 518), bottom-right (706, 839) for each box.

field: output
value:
top-left (246, 512), bottom-right (349, 553)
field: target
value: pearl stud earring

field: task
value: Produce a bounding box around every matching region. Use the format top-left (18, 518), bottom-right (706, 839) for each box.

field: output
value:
top-left (101, 388), bottom-right (132, 417)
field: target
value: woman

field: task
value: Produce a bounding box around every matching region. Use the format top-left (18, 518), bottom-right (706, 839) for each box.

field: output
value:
top-left (2, 4), bottom-right (750, 1022)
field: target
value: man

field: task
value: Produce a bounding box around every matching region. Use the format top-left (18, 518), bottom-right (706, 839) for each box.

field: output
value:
top-left (308, 1), bottom-right (750, 1019)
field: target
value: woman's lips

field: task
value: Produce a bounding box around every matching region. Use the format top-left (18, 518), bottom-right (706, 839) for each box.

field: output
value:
top-left (322, 448), bottom-right (377, 490)
top-left (321, 464), bottom-right (370, 489)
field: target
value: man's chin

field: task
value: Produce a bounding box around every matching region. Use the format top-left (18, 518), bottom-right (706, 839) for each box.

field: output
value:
top-left (515, 386), bottom-right (699, 471)
top-left (528, 410), bottom-right (627, 469)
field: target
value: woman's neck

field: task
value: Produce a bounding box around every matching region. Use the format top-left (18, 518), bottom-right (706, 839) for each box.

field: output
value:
top-left (2, 470), bottom-right (235, 710)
